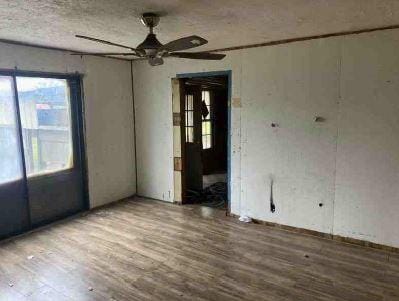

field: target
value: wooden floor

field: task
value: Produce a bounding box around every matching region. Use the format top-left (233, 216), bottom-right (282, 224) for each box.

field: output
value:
top-left (0, 197), bottom-right (398, 301)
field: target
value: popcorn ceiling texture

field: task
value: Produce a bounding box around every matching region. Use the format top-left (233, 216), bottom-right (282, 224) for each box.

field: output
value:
top-left (1, 0), bottom-right (399, 55)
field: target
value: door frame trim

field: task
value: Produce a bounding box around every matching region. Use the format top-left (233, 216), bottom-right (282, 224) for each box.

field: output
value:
top-left (175, 70), bottom-right (232, 211)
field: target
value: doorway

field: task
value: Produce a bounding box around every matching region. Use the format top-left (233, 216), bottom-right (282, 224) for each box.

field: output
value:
top-left (179, 74), bottom-right (229, 209)
top-left (0, 71), bottom-right (87, 239)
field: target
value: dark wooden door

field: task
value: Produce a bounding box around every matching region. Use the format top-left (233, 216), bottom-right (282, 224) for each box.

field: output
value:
top-left (183, 85), bottom-right (203, 193)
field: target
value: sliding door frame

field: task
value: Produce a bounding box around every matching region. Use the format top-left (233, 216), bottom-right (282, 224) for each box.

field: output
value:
top-left (12, 75), bottom-right (32, 228)
top-left (0, 69), bottom-right (89, 238)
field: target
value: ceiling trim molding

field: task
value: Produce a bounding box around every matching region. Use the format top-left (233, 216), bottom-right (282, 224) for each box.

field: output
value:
top-left (206, 24), bottom-right (399, 53)
top-left (0, 38), bottom-right (131, 62)
top-left (2, 23), bottom-right (399, 62)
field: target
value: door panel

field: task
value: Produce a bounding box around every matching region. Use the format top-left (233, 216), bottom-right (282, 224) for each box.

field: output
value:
top-left (184, 85), bottom-right (203, 192)
top-left (16, 76), bottom-right (85, 226)
top-left (28, 170), bottom-right (83, 224)
top-left (0, 76), bottom-right (29, 238)
top-left (0, 180), bottom-right (29, 236)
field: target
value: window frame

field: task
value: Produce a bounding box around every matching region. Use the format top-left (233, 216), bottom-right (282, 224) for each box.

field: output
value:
top-left (0, 69), bottom-right (86, 180)
top-left (16, 76), bottom-right (75, 178)
top-left (201, 90), bottom-right (213, 150)
top-left (0, 68), bottom-right (90, 236)
top-left (184, 92), bottom-right (195, 143)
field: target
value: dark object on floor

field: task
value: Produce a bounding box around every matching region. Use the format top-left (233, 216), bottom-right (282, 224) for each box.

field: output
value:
top-left (186, 182), bottom-right (227, 208)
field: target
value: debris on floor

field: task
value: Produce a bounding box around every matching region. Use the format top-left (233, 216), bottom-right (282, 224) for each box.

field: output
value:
top-left (187, 182), bottom-right (227, 208)
top-left (27, 255), bottom-right (34, 260)
top-left (239, 215), bottom-right (252, 223)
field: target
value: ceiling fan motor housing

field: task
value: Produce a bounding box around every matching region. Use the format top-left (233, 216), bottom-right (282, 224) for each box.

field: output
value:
top-left (136, 33), bottom-right (163, 56)
top-left (137, 13), bottom-right (163, 57)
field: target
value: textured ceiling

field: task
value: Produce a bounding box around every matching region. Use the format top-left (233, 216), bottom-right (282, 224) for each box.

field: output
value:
top-left (1, 0), bottom-right (399, 56)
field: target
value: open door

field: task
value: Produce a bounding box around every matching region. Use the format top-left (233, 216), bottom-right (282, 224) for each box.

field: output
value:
top-left (177, 74), bottom-right (229, 208)
top-left (182, 84), bottom-right (203, 194)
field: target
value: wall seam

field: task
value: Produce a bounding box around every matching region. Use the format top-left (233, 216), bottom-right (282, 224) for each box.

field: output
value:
top-left (130, 61), bottom-right (138, 194)
top-left (238, 49), bottom-right (244, 217)
top-left (331, 39), bottom-right (343, 235)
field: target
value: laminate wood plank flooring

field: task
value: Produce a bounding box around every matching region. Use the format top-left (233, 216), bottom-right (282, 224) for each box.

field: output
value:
top-left (0, 197), bottom-right (398, 301)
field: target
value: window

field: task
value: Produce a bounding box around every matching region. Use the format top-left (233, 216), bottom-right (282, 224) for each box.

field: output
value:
top-left (201, 90), bottom-right (212, 149)
top-left (16, 77), bottom-right (73, 177)
top-left (0, 76), bottom-right (23, 184)
top-left (184, 93), bottom-right (194, 143)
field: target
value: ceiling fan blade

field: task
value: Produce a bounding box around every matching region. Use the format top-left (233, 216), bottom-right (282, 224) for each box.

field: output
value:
top-left (160, 35), bottom-right (208, 52)
top-left (148, 57), bottom-right (164, 66)
top-left (71, 52), bottom-right (138, 56)
top-left (169, 52), bottom-right (226, 60)
top-left (76, 35), bottom-right (136, 51)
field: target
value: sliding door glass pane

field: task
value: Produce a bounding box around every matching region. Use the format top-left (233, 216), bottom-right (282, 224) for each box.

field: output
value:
top-left (16, 77), bottom-right (73, 177)
top-left (0, 76), bottom-right (23, 184)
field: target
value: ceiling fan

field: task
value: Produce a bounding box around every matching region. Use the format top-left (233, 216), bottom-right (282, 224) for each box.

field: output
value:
top-left (72, 12), bottom-right (226, 66)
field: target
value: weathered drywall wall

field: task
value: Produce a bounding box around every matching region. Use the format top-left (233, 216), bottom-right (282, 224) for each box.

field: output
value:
top-left (334, 31), bottom-right (399, 247)
top-left (82, 57), bottom-right (136, 207)
top-left (0, 42), bottom-right (136, 208)
top-left (133, 29), bottom-right (399, 248)
top-left (239, 39), bottom-right (340, 234)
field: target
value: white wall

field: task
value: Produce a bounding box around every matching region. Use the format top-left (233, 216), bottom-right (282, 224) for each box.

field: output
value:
top-left (82, 57), bottom-right (136, 207)
top-left (240, 39), bottom-right (340, 234)
top-left (334, 32), bottom-right (399, 248)
top-left (133, 29), bottom-right (399, 248)
top-left (0, 42), bottom-right (136, 208)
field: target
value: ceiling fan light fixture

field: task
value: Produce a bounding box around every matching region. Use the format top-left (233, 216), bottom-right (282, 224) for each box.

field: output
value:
top-left (145, 49), bottom-right (158, 56)
top-left (148, 57), bottom-right (164, 66)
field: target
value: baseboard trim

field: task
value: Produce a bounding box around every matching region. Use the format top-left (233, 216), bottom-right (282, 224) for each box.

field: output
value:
top-left (229, 213), bottom-right (399, 254)
top-left (134, 194), bottom-right (178, 204)
top-left (90, 194), bottom-right (137, 210)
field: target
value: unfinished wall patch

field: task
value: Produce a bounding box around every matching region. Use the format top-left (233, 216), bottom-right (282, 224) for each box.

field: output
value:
top-left (173, 112), bottom-right (181, 126)
top-left (174, 157), bottom-right (182, 171)
top-left (231, 97), bottom-right (242, 108)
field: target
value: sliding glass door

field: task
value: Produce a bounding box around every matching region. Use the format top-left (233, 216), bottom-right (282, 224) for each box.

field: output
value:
top-left (0, 72), bottom-right (86, 238)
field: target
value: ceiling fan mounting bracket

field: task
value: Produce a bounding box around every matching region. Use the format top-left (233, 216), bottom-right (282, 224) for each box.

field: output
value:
top-left (140, 13), bottom-right (160, 30)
